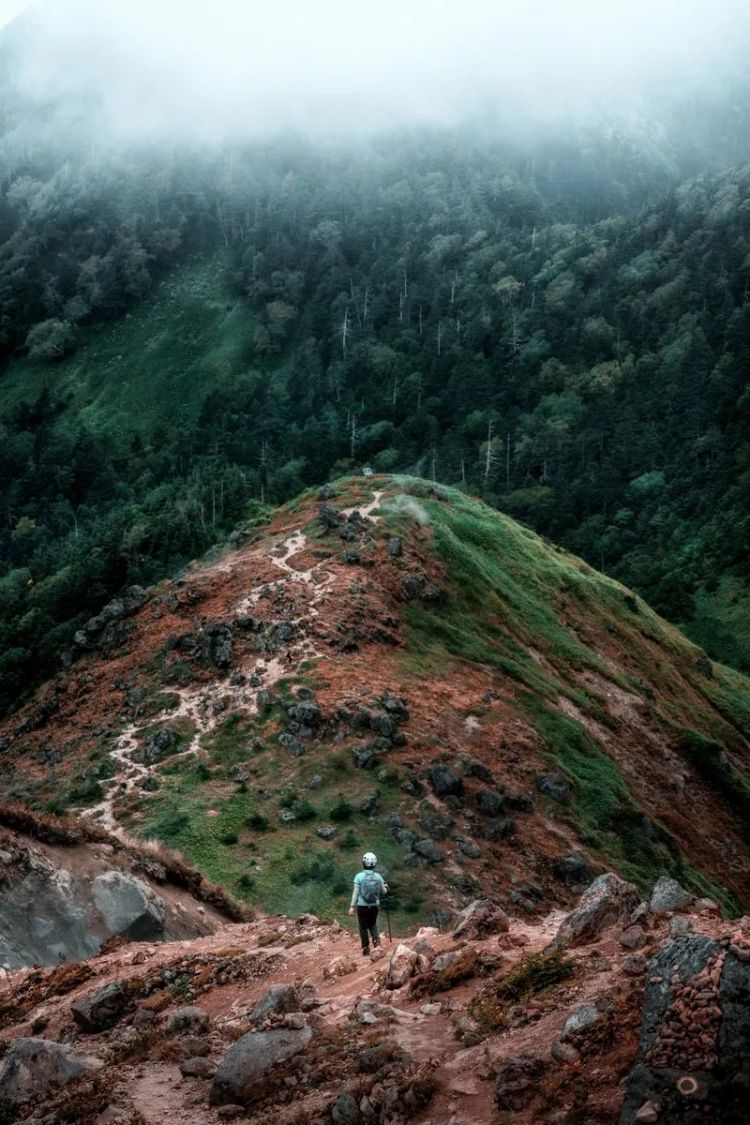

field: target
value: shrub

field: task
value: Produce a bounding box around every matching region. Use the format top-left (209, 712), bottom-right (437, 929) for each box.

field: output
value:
top-left (247, 812), bottom-right (269, 831)
top-left (329, 796), bottom-right (354, 822)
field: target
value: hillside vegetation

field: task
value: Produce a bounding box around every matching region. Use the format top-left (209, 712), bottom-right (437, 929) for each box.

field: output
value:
top-left (2, 114), bottom-right (750, 709)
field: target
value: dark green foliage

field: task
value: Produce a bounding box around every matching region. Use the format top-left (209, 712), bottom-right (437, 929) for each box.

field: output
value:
top-left (328, 796), bottom-right (354, 822)
top-left (496, 948), bottom-right (575, 1003)
top-left (246, 812), bottom-right (270, 831)
top-left (678, 729), bottom-right (750, 839)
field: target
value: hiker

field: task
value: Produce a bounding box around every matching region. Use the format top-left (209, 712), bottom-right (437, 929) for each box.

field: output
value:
top-left (348, 851), bottom-right (388, 956)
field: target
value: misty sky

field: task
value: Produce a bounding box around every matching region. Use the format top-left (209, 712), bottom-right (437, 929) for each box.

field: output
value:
top-left (3, 0), bottom-right (750, 137)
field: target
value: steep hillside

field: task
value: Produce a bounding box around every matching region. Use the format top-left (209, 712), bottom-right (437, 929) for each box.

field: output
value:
top-left (2, 475), bottom-right (749, 929)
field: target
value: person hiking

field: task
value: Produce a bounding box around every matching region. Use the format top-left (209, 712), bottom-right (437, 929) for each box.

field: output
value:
top-left (348, 851), bottom-right (388, 957)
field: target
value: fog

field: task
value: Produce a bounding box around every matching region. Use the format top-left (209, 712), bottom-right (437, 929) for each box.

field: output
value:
top-left (5, 0), bottom-right (750, 138)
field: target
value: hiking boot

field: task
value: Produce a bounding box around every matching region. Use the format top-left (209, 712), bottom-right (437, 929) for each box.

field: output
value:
top-left (362, 948), bottom-right (370, 957)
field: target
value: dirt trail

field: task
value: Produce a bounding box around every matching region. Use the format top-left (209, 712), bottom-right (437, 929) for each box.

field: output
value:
top-left (81, 493), bottom-right (383, 832)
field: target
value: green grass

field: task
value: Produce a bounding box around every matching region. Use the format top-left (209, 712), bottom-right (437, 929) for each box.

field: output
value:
top-left (0, 254), bottom-right (257, 442)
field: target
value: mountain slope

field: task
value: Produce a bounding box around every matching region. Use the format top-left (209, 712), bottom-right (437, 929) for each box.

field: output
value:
top-left (2, 475), bottom-right (749, 926)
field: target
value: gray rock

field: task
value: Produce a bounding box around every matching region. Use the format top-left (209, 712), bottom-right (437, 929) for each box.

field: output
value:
top-left (92, 871), bottom-right (166, 940)
top-left (142, 727), bottom-right (181, 764)
top-left (494, 1054), bottom-right (547, 1111)
top-left (552, 853), bottom-right (593, 889)
top-left (332, 1091), bottom-right (362, 1123)
top-left (316, 825), bottom-right (336, 840)
top-left (72, 981), bottom-right (129, 1032)
top-left (649, 876), bottom-right (694, 914)
top-left (166, 1006), bottom-right (211, 1035)
top-left (428, 764), bottom-right (463, 798)
top-left (250, 985), bottom-right (300, 1025)
top-left (484, 817), bottom-right (515, 842)
top-left (669, 914), bottom-right (695, 936)
top-left (560, 1005), bottom-right (600, 1040)
top-left (0, 1038), bottom-right (102, 1105)
top-left (287, 701), bottom-right (322, 728)
top-left (351, 745), bottom-right (377, 770)
top-left (620, 925), bottom-right (647, 950)
top-left (622, 953), bottom-right (648, 976)
top-left (554, 873), bottom-right (641, 948)
top-left (621, 934), bottom-right (750, 1123)
top-left (535, 773), bottom-right (570, 804)
top-left (387, 537), bottom-right (403, 559)
top-left (476, 788), bottom-right (505, 816)
top-left (453, 899), bottom-right (510, 940)
top-left (210, 1027), bottom-right (313, 1105)
top-left (358, 791), bottom-right (381, 816)
top-left (457, 837), bottom-right (481, 859)
top-left (319, 503), bottom-right (342, 529)
top-left (551, 1040), bottom-right (580, 1063)
top-left (180, 1057), bottom-right (216, 1079)
top-left (412, 838), bottom-right (445, 864)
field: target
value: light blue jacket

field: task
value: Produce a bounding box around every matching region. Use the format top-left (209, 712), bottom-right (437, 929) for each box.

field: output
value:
top-left (351, 870), bottom-right (387, 908)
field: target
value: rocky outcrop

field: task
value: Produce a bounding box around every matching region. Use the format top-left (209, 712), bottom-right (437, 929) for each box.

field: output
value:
top-left (72, 981), bottom-right (129, 1032)
top-left (553, 873), bottom-right (641, 948)
top-left (621, 930), bottom-right (750, 1124)
top-left (648, 876), bottom-right (694, 915)
top-left (91, 871), bottom-right (166, 941)
top-left (0, 1038), bottom-right (103, 1105)
top-left (453, 899), bottom-right (510, 941)
top-left (210, 1026), bottom-right (314, 1106)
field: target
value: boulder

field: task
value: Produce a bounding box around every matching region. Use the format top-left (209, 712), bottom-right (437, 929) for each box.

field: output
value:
top-left (553, 873), bottom-right (641, 948)
top-left (484, 817), bottom-right (515, 842)
top-left (0, 1038), bottom-right (103, 1105)
top-left (249, 984), bottom-right (300, 1025)
top-left (535, 773), bottom-right (570, 805)
top-left (621, 934), bottom-right (750, 1123)
top-left (72, 980), bottom-right (129, 1032)
top-left (453, 899), bottom-right (510, 941)
top-left (319, 503), bottom-right (342, 529)
top-left (142, 727), bottom-right (182, 765)
top-left (620, 925), bottom-right (647, 950)
top-left (560, 1005), bottom-right (600, 1041)
top-left (648, 876), bottom-right (694, 915)
top-left (552, 853), bottom-right (593, 889)
top-left (412, 838), bottom-right (445, 863)
top-left (428, 765), bottom-right (463, 798)
top-left (476, 788), bottom-right (505, 816)
top-left (165, 1006), bottom-right (211, 1035)
top-left (332, 1092), bottom-right (362, 1123)
top-left (91, 871), bottom-right (166, 940)
top-left (210, 1027), bottom-right (313, 1106)
top-left (180, 1057), bottom-right (216, 1079)
top-left (386, 943), bottom-right (418, 989)
top-left (494, 1055), bottom-right (547, 1112)
top-left (201, 623), bottom-right (234, 669)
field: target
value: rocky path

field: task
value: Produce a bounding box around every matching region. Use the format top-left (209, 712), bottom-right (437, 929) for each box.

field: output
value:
top-left (81, 492), bottom-right (384, 831)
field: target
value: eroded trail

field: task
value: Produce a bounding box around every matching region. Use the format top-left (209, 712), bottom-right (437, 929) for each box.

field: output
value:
top-left (82, 493), bottom-right (384, 831)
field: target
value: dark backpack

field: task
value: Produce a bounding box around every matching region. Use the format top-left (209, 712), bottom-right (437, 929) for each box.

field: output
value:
top-left (360, 871), bottom-right (380, 905)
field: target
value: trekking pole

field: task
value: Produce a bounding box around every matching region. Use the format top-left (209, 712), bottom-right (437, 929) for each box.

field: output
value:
top-left (385, 899), bottom-right (393, 943)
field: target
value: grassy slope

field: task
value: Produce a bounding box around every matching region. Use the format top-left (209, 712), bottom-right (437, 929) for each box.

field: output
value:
top-left (0, 254), bottom-right (256, 439)
top-left (391, 479), bottom-right (750, 908)
top-left (110, 476), bottom-right (750, 921)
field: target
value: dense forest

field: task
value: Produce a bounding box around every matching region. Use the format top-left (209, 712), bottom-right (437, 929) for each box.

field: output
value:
top-left (2, 29), bottom-right (750, 712)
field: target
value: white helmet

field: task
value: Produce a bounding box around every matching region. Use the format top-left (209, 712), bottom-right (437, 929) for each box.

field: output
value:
top-left (362, 852), bottom-right (377, 868)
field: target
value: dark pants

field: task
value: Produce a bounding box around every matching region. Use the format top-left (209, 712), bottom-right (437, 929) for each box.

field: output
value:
top-left (356, 905), bottom-right (380, 952)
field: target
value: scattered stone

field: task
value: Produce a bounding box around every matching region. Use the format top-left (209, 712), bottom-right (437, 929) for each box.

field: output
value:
top-left (71, 981), bottom-right (129, 1032)
top-left (484, 817), bottom-right (515, 842)
top-left (323, 957), bottom-right (358, 980)
top-left (551, 1041), bottom-right (580, 1063)
top-left (476, 788), bottom-right (505, 816)
top-left (669, 914), bottom-right (695, 937)
top-left (494, 1055), bottom-right (547, 1112)
top-left (316, 825), bottom-right (337, 840)
top-left (535, 773), bottom-right (570, 804)
top-left (428, 764), bottom-right (463, 798)
top-left (250, 985), bottom-right (300, 1025)
top-left (217, 1107), bottom-right (245, 1121)
top-left (412, 838), bottom-right (445, 864)
top-left (165, 1006), bottom-right (210, 1035)
top-left (649, 876), bottom-right (694, 915)
top-left (180, 1057), bottom-right (216, 1079)
top-left (453, 899), bottom-right (510, 941)
top-left (552, 853), bottom-right (593, 889)
top-left (622, 954), bottom-right (648, 976)
top-left (210, 1027), bottom-right (313, 1105)
top-left (358, 791), bottom-right (381, 816)
top-left (554, 873), bottom-right (641, 948)
top-left (387, 537), bottom-right (403, 558)
top-left (634, 1101), bottom-right (660, 1123)
top-left (560, 1005), bottom-right (600, 1041)
top-left (620, 925), bottom-right (647, 950)
top-left (457, 837), bottom-right (481, 858)
top-left (421, 1003), bottom-right (442, 1016)
top-left (332, 1092), bottom-right (361, 1124)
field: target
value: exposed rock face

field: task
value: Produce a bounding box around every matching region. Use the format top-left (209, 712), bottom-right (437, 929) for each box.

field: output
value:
top-left (554, 873), bottom-right (641, 948)
top-left (621, 933), bottom-right (750, 1124)
top-left (91, 871), bottom-right (166, 941)
top-left (0, 1038), bottom-right (102, 1104)
top-left (210, 1026), bottom-right (314, 1105)
top-left (649, 876), bottom-right (694, 915)
top-left (453, 899), bottom-right (510, 941)
top-left (553, 852), bottom-right (594, 889)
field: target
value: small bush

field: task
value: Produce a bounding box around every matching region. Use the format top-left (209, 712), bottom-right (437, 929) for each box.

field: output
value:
top-left (469, 947), bottom-right (575, 1031)
top-left (219, 830), bottom-right (239, 845)
top-left (329, 796), bottom-right (354, 822)
top-left (247, 812), bottom-right (269, 831)
top-left (337, 828), bottom-right (359, 849)
top-left (410, 947), bottom-right (482, 997)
